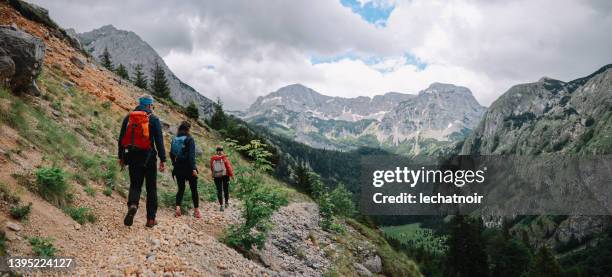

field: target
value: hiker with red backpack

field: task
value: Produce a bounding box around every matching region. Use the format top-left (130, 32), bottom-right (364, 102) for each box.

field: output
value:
top-left (170, 121), bottom-right (202, 218)
top-left (118, 95), bottom-right (166, 228)
top-left (210, 145), bottom-right (234, 211)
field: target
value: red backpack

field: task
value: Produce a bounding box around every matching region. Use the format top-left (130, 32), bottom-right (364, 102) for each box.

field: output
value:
top-left (120, 111), bottom-right (151, 150)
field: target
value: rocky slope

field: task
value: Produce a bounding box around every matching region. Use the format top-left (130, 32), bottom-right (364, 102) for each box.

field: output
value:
top-left (461, 64), bottom-right (612, 155)
top-left (76, 25), bottom-right (215, 117)
top-left (0, 2), bottom-right (420, 276)
top-left (460, 64), bottom-right (612, 252)
top-left (244, 83), bottom-right (486, 153)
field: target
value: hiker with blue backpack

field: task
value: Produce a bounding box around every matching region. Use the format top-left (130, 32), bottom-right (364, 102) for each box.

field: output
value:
top-left (170, 121), bottom-right (202, 218)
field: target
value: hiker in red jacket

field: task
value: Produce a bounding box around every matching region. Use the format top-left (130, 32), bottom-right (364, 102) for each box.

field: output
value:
top-left (210, 145), bottom-right (234, 211)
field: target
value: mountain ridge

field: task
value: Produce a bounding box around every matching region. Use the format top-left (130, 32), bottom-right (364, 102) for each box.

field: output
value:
top-left (244, 83), bottom-right (486, 153)
top-left (76, 24), bottom-right (215, 117)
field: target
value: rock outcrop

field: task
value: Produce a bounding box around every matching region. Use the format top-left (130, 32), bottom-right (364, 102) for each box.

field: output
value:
top-left (461, 64), bottom-right (612, 155)
top-left (0, 24), bottom-right (45, 95)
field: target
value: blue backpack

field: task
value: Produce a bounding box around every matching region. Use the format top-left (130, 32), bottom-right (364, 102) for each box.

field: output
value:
top-left (170, 136), bottom-right (188, 161)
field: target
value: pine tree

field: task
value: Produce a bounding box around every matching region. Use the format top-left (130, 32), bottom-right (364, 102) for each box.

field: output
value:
top-left (445, 215), bottom-right (489, 277)
top-left (133, 64), bottom-right (148, 90)
top-left (490, 238), bottom-right (532, 277)
top-left (209, 98), bottom-right (227, 130)
top-left (291, 162), bottom-right (312, 193)
top-left (185, 102), bottom-right (199, 119)
top-left (528, 246), bottom-right (561, 277)
top-left (115, 64), bottom-right (129, 80)
top-left (150, 61), bottom-right (170, 99)
top-left (100, 47), bottom-right (113, 71)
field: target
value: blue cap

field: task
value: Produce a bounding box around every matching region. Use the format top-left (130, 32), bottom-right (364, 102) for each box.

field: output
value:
top-left (139, 95), bottom-right (154, 106)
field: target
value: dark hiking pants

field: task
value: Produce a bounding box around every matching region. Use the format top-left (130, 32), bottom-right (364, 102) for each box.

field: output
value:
top-left (176, 175), bottom-right (199, 208)
top-left (214, 175), bottom-right (230, 205)
top-left (127, 152), bottom-right (157, 220)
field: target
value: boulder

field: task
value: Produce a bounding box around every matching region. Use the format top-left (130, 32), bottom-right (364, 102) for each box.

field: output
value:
top-left (6, 222), bottom-right (22, 232)
top-left (362, 255), bottom-right (382, 274)
top-left (0, 25), bottom-right (45, 95)
top-left (354, 263), bottom-right (373, 277)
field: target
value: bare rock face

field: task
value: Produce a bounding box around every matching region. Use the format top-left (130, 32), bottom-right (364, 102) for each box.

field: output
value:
top-left (0, 25), bottom-right (45, 95)
top-left (461, 64), bottom-right (612, 155)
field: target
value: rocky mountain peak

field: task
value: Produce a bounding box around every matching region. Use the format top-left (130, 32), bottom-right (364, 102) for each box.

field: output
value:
top-left (420, 82), bottom-right (472, 95)
top-left (272, 83), bottom-right (324, 99)
top-left (75, 25), bottom-right (214, 117)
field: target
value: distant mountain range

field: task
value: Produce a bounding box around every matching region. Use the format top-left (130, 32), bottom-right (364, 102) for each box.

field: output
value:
top-left (73, 25), bottom-right (214, 116)
top-left (242, 83), bottom-right (486, 154)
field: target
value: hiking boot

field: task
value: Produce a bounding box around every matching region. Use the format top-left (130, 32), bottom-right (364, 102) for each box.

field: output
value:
top-left (225, 202), bottom-right (229, 209)
top-left (145, 219), bottom-right (157, 228)
top-left (175, 208), bottom-right (181, 218)
top-left (219, 205), bottom-right (224, 212)
top-left (123, 205), bottom-right (137, 226)
top-left (194, 208), bottom-right (202, 219)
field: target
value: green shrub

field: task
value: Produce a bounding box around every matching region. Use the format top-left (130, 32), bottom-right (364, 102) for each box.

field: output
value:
top-left (224, 224), bottom-right (268, 251)
top-left (29, 237), bottom-right (56, 257)
top-left (101, 101), bottom-right (112, 110)
top-left (63, 207), bottom-right (96, 224)
top-left (319, 192), bottom-right (335, 231)
top-left (103, 186), bottom-right (113, 196)
top-left (35, 167), bottom-right (72, 207)
top-left (185, 102), bottom-right (199, 119)
top-left (51, 100), bottom-right (62, 111)
top-left (223, 140), bottom-right (288, 252)
top-left (242, 187), bottom-right (288, 228)
top-left (10, 202), bottom-right (32, 220)
top-left (84, 185), bottom-right (96, 197)
top-left (225, 185), bottom-right (288, 251)
top-left (328, 183), bottom-right (355, 218)
top-left (0, 182), bottom-right (20, 205)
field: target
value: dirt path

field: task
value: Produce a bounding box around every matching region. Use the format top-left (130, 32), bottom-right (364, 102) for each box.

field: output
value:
top-left (3, 180), bottom-right (274, 276)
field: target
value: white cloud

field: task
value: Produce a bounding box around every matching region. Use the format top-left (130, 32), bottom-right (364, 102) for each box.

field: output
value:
top-left (30, 0), bottom-right (612, 109)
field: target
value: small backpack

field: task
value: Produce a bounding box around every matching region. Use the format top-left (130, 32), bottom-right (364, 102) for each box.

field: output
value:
top-left (120, 111), bottom-right (151, 151)
top-left (170, 136), bottom-right (188, 162)
top-left (213, 158), bottom-right (227, 178)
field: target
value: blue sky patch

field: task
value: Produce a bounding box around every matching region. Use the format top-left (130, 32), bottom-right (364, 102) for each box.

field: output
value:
top-left (309, 51), bottom-right (428, 73)
top-left (340, 0), bottom-right (395, 27)
top-left (404, 52), bottom-right (428, 71)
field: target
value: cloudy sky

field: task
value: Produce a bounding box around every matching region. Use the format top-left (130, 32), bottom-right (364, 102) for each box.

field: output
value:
top-left (31, 0), bottom-right (612, 109)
